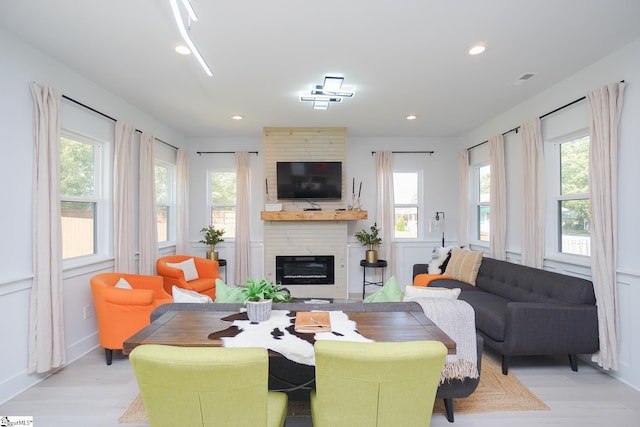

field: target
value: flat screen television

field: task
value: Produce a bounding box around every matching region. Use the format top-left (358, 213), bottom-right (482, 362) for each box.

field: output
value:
top-left (276, 161), bottom-right (342, 200)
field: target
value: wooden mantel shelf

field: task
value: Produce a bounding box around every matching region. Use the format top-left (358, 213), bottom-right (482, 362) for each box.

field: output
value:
top-left (261, 210), bottom-right (368, 221)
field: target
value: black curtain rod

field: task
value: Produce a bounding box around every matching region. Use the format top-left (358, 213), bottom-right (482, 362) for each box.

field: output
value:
top-left (466, 80), bottom-right (625, 151)
top-left (370, 150), bottom-right (434, 155)
top-left (61, 94), bottom-right (179, 150)
top-left (197, 151), bottom-right (259, 155)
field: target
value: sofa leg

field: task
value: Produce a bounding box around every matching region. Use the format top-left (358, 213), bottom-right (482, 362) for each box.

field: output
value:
top-left (501, 355), bottom-right (509, 375)
top-left (568, 354), bottom-right (578, 372)
top-left (105, 348), bottom-right (113, 366)
top-left (443, 398), bottom-right (455, 422)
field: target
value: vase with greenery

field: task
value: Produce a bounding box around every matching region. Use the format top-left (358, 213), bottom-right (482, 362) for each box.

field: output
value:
top-left (355, 222), bottom-right (382, 263)
top-left (240, 278), bottom-right (292, 322)
top-left (199, 226), bottom-right (225, 260)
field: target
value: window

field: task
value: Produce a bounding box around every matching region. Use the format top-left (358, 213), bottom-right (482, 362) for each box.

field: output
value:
top-left (556, 135), bottom-right (590, 256)
top-left (393, 172), bottom-right (420, 239)
top-left (207, 169), bottom-right (236, 238)
top-left (474, 164), bottom-right (491, 242)
top-left (155, 161), bottom-right (175, 244)
top-left (60, 133), bottom-right (104, 260)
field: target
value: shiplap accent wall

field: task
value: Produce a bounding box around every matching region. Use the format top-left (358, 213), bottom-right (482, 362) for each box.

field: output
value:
top-left (263, 127), bottom-right (349, 298)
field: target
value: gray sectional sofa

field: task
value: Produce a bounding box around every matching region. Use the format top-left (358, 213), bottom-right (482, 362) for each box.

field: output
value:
top-left (414, 256), bottom-right (599, 374)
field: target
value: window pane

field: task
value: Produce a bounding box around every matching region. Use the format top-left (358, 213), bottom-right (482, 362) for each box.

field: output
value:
top-left (393, 172), bottom-right (418, 204)
top-left (155, 164), bottom-right (168, 204)
top-left (394, 207), bottom-right (418, 238)
top-left (210, 172), bottom-right (236, 204)
top-left (60, 137), bottom-right (95, 197)
top-left (479, 165), bottom-right (490, 203)
top-left (560, 136), bottom-right (589, 195)
top-left (559, 199), bottom-right (591, 255)
top-left (211, 207), bottom-right (236, 238)
top-left (478, 205), bottom-right (490, 242)
top-left (157, 206), bottom-right (169, 243)
top-left (61, 201), bottom-right (96, 259)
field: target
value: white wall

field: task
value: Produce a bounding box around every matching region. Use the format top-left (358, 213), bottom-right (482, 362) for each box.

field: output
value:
top-left (0, 28), bottom-right (185, 404)
top-left (459, 37), bottom-right (640, 389)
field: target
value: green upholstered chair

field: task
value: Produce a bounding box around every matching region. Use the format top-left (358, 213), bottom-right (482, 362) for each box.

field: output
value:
top-left (129, 345), bottom-right (288, 427)
top-left (311, 340), bottom-right (447, 427)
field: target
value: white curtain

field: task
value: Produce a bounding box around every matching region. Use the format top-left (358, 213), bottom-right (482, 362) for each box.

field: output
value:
top-left (114, 121), bottom-right (135, 272)
top-left (138, 133), bottom-right (158, 275)
top-left (457, 149), bottom-right (470, 247)
top-left (374, 152), bottom-right (395, 278)
top-left (235, 152), bottom-right (251, 286)
top-left (28, 83), bottom-right (66, 373)
top-left (521, 118), bottom-right (545, 268)
top-left (587, 81), bottom-right (625, 370)
top-left (489, 135), bottom-right (506, 260)
top-left (175, 148), bottom-right (190, 254)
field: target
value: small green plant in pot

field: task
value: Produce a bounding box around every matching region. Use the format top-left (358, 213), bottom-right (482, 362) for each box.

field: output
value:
top-left (355, 222), bottom-right (382, 263)
top-left (199, 225), bottom-right (225, 260)
top-left (240, 278), bottom-right (292, 322)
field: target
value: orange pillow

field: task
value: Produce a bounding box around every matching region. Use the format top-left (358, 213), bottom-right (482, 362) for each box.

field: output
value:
top-left (413, 273), bottom-right (450, 287)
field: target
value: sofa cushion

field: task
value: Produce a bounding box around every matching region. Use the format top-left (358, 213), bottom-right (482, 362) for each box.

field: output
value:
top-left (475, 257), bottom-right (596, 305)
top-left (363, 276), bottom-right (402, 303)
top-left (444, 248), bottom-right (483, 286)
top-left (166, 257), bottom-right (199, 281)
top-left (172, 286), bottom-right (213, 303)
top-left (427, 246), bottom-right (455, 274)
top-left (403, 285), bottom-right (461, 301)
top-left (214, 279), bottom-right (244, 303)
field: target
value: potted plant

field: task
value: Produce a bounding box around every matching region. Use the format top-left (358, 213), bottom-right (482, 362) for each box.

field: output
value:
top-left (355, 222), bottom-right (382, 263)
top-left (199, 225), bottom-right (225, 260)
top-left (240, 278), bottom-right (292, 322)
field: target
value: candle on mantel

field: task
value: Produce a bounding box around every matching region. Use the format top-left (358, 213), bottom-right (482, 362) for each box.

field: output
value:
top-left (352, 177), bottom-right (355, 194)
top-left (358, 181), bottom-right (362, 197)
top-left (265, 178), bottom-right (269, 195)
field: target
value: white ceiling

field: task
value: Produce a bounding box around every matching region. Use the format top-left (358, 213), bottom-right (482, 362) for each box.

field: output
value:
top-left (2, 0), bottom-right (640, 138)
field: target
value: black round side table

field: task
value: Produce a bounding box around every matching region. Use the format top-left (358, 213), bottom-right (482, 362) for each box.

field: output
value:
top-left (217, 259), bottom-right (227, 283)
top-left (359, 259), bottom-right (388, 299)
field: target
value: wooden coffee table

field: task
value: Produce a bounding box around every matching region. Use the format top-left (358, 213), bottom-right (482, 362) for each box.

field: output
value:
top-left (123, 310), bottom-right (456, 356)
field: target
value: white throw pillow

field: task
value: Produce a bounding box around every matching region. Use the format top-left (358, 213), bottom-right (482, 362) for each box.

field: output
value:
top-left (172, 286), bottom-right (213, 303)
top-left (114, 277), bottom-right (133, 289)
top-left (402, 285), bottom-right (461, 301)
top-left (166, 258), bottom-right (199, 281)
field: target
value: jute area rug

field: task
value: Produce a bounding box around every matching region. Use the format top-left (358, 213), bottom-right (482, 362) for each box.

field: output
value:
top-left (119, 355), bottom-right (548, 423)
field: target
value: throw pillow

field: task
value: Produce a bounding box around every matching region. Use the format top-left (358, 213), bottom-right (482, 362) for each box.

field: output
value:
top-left (363, 276), bottom-right (402, 303)
top-left (166, 258), bottom-right (199, 281)
top-left (172, 285), bottom-right (213, 303)
top-left (413, 273), bottom-right (450, 287)
top-left (114, 277), bottom-right (133, 289)
top-left (213, 279), bottom-right (244, 303)
top-left (402, 285), bottom-right (461, 301)
top-left (427, 246), bottom-right (455, 274)
top-left (444, 248), bottom-right (483, 286)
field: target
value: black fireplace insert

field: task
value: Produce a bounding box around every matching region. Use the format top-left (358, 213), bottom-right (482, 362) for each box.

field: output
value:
top-left (275, 255), bottom-right (335, 285)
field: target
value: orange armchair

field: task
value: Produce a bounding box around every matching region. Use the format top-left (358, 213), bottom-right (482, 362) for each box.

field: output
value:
top-left (156, 255), bottom-right (220, 300)
top-left (90, 273), bottom-right (172, 365)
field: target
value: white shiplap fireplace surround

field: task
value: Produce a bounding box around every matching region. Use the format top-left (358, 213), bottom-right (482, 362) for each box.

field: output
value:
top-left (262, 128), bottom-right (366, 298)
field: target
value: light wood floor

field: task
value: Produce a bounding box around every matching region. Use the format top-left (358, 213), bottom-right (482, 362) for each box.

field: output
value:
top-left (1, 345), bottom-right (638, 427)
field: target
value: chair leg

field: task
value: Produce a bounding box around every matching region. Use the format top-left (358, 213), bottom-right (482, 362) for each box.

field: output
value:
top-left (443, 398), bottom-right (455, 422)
top-left (501, 355), bottom-right (509, 375)
top-left (568, 354), bottom-right (578, 372)
top-left (105, 348), bottom-right (113, 365)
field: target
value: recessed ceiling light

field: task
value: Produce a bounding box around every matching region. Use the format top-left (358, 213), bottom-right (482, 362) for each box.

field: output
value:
top-left (405, 115), bottom-right (417, 120)
top-left (231, 115), bottom-right (244, 120)
top-left (467, 44), bottom-right (487, 55)
top-left (175, 45), bottom-right (191, 55)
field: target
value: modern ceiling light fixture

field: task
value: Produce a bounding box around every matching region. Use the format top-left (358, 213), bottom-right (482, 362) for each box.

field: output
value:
top-left (467, 44), bottom-right (487, 56)
top-left (300, 76), bottom-right (355, 110)
top-left (405, 114), bottom-right (418, 120)
top-left (169, 0), bottom-right (213, 76)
